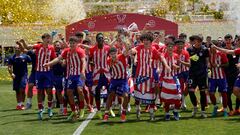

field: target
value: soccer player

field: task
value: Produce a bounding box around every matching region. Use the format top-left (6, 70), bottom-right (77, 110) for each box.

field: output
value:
top-left (8, 43), bottom-right (31, 110)
top-left (212, 42), bottom-right (240, 108)
top-left (187, 35), bottom-right (209, 118)
top-left (160, 41), bottom-right (181, 121)
top-left (52, 41), bottom-right (65, 114)
top-left (89, 33), bottom-right (111, 119)
top-left (44, 36), bottom-right (87, 121)
top-left (82, 39), bottom-right (94, 113)
top-left (103, 42), bottom-right (131, 122)
top-left (17, 39), bottom-right (36, 109)
top-left (132, 33), bottom-right (170, 121)
top-left (22, 33), bottom-right (56, 120)
top-left (218, 34), bottom-right (240, 115)
top-left (175, 39), bottom-right (190, 110)
top-left (208, 42), bottom-right (228, 117)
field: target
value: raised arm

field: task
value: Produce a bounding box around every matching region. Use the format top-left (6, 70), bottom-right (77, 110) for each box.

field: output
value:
top-left (212, 45), bottom-right (235, 54)
top-left (19, 39), bottom-right (33, 50)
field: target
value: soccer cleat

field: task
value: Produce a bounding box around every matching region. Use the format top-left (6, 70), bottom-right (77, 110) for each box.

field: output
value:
top-left (21, 105), bottom-right (25, 110)
top-left (234, 109), bottom-right (240, 115)
top-left (79, 109), bottom-right (85, 119)
top-left (120, 114), bottom-right (126, 122)
top-left (97, 111), bottom-right (103, 120)
top-left (180, 104), bottom-right (187, 111)
top-left (173, 111), bottom-right (180, 121)
top-left (38, 110), bottom-right (44, 120)
top-left (48, 109), bottom-right (53, 118)
top-left (211, 106), bottom-right (218, 117)
top-left (150, 112), bottom-right (155, 121)
top-left (103, 114), bottom-right (109, 122)
top-left (110, 109), bottom-right (116, 118)
top-left (228, 111), bottom-right (235, 116)
top-left (217, 107), bottom-right (224, 112)
top-left (58, 108), bottom-right (64, 115)
top-left (192, 107), bottom-right (198, 117)
top-left (63, 108), bottom-right (68, 116)
top-left (25, 103), bottom-right (32, 110)
top-left (165, 114), bottom-right (170, 121)
top-left (200, 111), bottom-right (207, 118)
top-left (67, 112), bottom-right (77, 121)
top-left (223, 110), bottom-right (228, 117)
top-left (136, 109), bottom-right (141, 120)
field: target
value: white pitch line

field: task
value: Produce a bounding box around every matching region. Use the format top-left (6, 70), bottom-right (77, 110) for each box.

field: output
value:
top-left (73, 110), bottom-right (97, 135)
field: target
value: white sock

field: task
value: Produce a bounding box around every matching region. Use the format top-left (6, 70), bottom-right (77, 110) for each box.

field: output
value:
top-left (136, 105), bottom-right (140, 111)
top-left (182, 95), bottom-right (186, 105)
top-left (17, 102), bottom-right (21, 106)
top-left (149, 108), bottom-right (154, 114)
top-left (60, 104), bottom-right (64, 109)
top-left (27, 98), bottom-right (32, 104)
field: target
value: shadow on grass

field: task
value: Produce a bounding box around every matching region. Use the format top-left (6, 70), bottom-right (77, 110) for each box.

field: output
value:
top-left (0, 108), bottom-right (17, 112)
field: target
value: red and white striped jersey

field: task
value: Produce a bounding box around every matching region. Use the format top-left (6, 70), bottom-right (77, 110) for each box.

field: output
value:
top-left (61, 47), bottom-right (85, 76)
top-left (210, 51), bottom-right (228, 79)
top-left (33, 44), bottom-right (56, 72)
top-left (161, 53), bottom-right (179, 78)
top-left (178, 50), bottom-right (190, 73)
top-left (135, 44), bottom-right (160, 77)
top-left (108, 54), bottom-right (128, 79)
top-left (114, 44), bottom-right (126, 54)
top-left (89, 45), bottom-right (110, 81)
top-left (152, 43), bottom-right (160, 69)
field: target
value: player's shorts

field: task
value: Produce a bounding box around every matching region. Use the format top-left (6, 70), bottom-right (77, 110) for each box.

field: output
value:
top-left (153, 68), bottom-right (159, 82)
top-left (67, 75), bottom-right (84, 90)
top-left (35, 71), bottom-right (53, 90)
top-left (13, 74), bottom-right (27, 91)
top-left (178, 71), bottom-right (189, 82)
top-left (109, 79), bottom-right (129, 96)
top-left (188, 74), bottom-right (208, 91)
top-left (53, 75), bottom-right (64, 92)
top-left (234, 75), bottom-right (240, 88)
top-left (85, 72), bottom-right (93, 87)
top-left (28, 72), bottom-right (36, 85)
top-left (209, 78), bottom-right (227, 93)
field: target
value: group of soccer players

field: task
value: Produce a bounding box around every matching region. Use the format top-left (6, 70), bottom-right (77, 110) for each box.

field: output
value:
top-left (7, 27), bottom-right (240, 122)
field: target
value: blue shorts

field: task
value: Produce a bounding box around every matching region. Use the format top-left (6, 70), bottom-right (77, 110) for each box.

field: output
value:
top-left (85, 72), bottom-right (93, 87)
top-left (35, 71), bottom-right (53, 90)
top-left (209, 78), bottom-right (227, 93)
top-left (153, 68), bottom-right (159, 82)
top-left (53, 75), bottom-right (64, 92)
top-left (28, 72), bottom-right (36, 85)
top-left (13, 74), bottom-right (27, 91)
top-left (234, 76), bottom-right (240, 88)
top-left (67, 75), bottom-right (84, 90)
top-left (109, 79), bottom-right (129, 96)
top-left (178, 71), bottom-right (189, 82)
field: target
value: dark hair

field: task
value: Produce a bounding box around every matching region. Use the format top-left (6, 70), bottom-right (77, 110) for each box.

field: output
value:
top-left (41, 33), bottom-right (51, 39)
top-left (69, 36), bottom-right (78, 42)
top-left (165, 34), bottom-right (176, 42)
top-left (166, 41), bottom-right (175, 46)
top-left (82, 38), bottom-right (91, 44)
top-left (96, 33), bottom-right (104, 39)
top-left (174, 39), bottom-right (185, 45)
top-left (206, 36), bottom-right (211, 39)
top-left (140, 33), bottom-right (154, 42)
top-left (75, 32), bottom-right (84, 38)
top-left (154, 31), bottom-right (160, 35)
top-left (224, 34), bottom-right (233, 39)
top-left (191, 35), bottom-right (202, 42)
top-left (109, 47), bottom-right (117, 53)
top-left (179, 33), bottom-right (187, 38)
